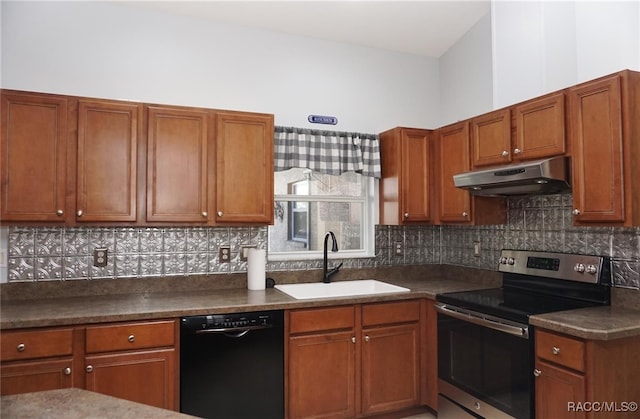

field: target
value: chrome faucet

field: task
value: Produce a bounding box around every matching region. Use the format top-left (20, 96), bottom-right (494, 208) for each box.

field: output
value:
top-left (323, 231), bottom-right (343, 283)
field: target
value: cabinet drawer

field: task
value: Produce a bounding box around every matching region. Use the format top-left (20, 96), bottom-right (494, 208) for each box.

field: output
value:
top-left (289, 306), bottom-right (355, 334)
top-left (535, 330), bottom-right (585, 372)
top-left (362, 300), bottom-right (420, 327)
top-left (86, 320), bottom-right (175, 354)
top-left (1, 328), bottom-right (73, 362)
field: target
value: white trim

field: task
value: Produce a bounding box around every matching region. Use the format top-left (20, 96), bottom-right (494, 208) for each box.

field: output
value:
top-left (268, 176), bottom-right (377, 261)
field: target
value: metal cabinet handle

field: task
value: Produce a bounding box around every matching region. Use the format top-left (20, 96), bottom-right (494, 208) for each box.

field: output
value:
top-left (501, 150), bottom-right (509, 157)
top-left (128, 334), bottom-right (135, 343)
top-left (462, 211), bottom-right (469, 217)
top-left (56, 209), bottom-right (64, 216)
top-left (16, 343), bottom-right (25, 352)
top-left (572, 209), bottom-right (581, 216)
top-left (86, 365), bottom-right (93, 373)
top-left (351, 337), bottom-right (356, 344)
top-left (403, 212), bottom-right (409, 219)
top-left (364, 335), bottom-right (370, 342)
top-left (552, 346), bottom-right (560, 355)
top-left (217, 211), bottom-right (223, 217)
top-left (514, 148), bottom-right (522, 155)
top-left (64, 367), bottom-right (71, 375)
top-left (77, 210), bottom-right (83, 217)
top-left (201, 212), bottom-right (208, 218)
top-left (533, 368), bottom-right (542, 377)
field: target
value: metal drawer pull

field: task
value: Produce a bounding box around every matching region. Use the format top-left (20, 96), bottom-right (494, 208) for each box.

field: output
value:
top-left (86, 365), bottom-right (93, 373)
top-left (16, 343), bottom-right (25, 352)
top-left (351, 337), bottom-right (356, 344)
top-left (56, 209), bottom-right (64, 216)
top-left (77, 210), bottom-right (83, 217)
top-left (365, 335), bottom-right (370, 342)
top-left (64, 367), bottom-right (71, 375)
top-left (552, 346), bottom-right (560, 355)
top-left (533, 369), bottom-right (541, 377)
top-left (217, 211), bottom-right (224, 217)
top-left (128, 334), bottom-right (135, 343)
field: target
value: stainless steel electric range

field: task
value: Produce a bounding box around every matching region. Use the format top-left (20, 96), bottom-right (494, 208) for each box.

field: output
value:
top-left (435, 249), bottom-right (612, 419)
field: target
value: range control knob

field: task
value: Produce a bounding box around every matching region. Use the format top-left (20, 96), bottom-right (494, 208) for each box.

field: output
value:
top-left (574, 263), bottom-right (586, 273)
top-left (499, 256), bottom-right (508, 265)
top-left (586, 264), bottom-right (598, 275)
top-left (507, 257), bottom-right (515, 266)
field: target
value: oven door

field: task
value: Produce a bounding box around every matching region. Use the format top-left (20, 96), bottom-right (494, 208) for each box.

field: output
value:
top-left (436, 303), bottom-right (533, 419)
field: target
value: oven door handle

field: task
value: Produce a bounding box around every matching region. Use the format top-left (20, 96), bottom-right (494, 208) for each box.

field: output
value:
top-left (435, 303), bottom-right (529, 339)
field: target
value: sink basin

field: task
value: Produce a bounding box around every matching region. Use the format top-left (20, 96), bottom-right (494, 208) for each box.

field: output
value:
top-left (274, 280), bottom-right (410, 300)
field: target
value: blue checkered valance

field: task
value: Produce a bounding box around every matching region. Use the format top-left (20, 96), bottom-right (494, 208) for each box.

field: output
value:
top-left (274, 126), bottom-right (381, 178)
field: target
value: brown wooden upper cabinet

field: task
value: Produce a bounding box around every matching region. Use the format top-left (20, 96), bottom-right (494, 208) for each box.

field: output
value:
top-left (435, 122), bottom-right (506, 225)
top-left (435, 122), bottom-right (472, 223)
top-left (471, 93), bottom-right (565, 168)
top-left (146, 105), bottom-right (213, 223)
top-left (215, 111), bottom-right (274, 224)
top-left (1, 89), bottom-right (275, 226)
top-left (568, 70), bottom-right (640, 226)
top-left (77, 100), bottom-right (142, 222)
top-left (379, 127), bottom-right (432, 225)
top-left (1, 91), bottom-right (70, 222)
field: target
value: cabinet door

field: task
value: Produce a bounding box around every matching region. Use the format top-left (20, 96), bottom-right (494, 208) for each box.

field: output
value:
top-left (77, 100), bottom-right (141, 222)
top-left (471, 108), bottom-right (511, 168)
top-left (146, 106), bottom-right (211, 223)
top-left (288, 331), bottom-right (356, 419)
top-left (214, 111), bottom-right (274, 224)
top-left (514, 93), bottom-right (565, 161)
top-left (85, 348), bottom-right (176, 410)
top-left (361, 323), bottom-right (420, 415)
top-left (1, 92), bottom-right (69, 222)
top-left (400, 129), bottom-right (431, 223)
top-left (1, 358), bottom-right (74, 395)
top-left (437, 122), bottom-right (472, 223)
top-left (535, 359), bottom-right (586, 419)
top-left (569, 75), bottom-right (625, 223)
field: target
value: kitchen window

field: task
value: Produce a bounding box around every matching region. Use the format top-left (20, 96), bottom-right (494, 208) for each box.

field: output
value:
top-left (268, 168), bottom-right (376, 260)
top-left (269, 126), bottom-right (380, 261)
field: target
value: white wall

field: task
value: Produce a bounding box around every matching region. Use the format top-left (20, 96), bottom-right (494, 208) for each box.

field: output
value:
top-left (439, 12), bottom-right (493, 126)
top-left (0, 1), bottom-right (440, 133)
top-left (492, 0), bottom-right (639, 108)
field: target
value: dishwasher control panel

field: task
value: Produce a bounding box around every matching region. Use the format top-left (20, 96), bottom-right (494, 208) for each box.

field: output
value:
top-left (181, 310), bottom-right (278, 331)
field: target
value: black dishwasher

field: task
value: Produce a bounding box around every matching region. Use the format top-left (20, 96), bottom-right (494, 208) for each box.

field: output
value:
top-left (180, 310), bottom-right (284, 419)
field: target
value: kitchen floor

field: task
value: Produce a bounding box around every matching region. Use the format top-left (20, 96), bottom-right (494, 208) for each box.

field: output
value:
top-left (402, 414), bottom-right (436, 418)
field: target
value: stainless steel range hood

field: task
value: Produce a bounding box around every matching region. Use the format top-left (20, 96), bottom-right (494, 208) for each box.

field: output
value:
top-left (453, 156), bottom-right (570, 196)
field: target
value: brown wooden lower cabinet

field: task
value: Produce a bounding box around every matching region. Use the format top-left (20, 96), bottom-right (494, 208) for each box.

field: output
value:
top-left (287, 300), bottom-right (425, 419)
top-left (534, 329), bottom-right (640, 419)
top-left (85, 348), bottom-right (176, 410)
top-left (0, 320), bottom-right (178, 411)
top-left (0, 358), bottom-right (75, 395)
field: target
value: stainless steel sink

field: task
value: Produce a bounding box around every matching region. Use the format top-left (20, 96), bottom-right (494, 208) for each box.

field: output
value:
top-left (274, 279), bottom-right (410, 300)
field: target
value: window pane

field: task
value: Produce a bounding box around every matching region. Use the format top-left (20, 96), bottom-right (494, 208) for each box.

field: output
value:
top-left (270, 201), bottom-right (363, 252)
top-left (275, 168), bottom-right (363, 197)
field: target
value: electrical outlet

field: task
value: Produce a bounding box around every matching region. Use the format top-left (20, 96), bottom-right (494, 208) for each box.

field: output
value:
top-left (93, 247), bottom-right (108, 267)
top-left (240, 245), bottom-right (257, 261)
top-left (394, 241), bottom-right (403, 256)
top-left (219, 246), bottom-right (231, 263)
top-left (473, 241), bottom-right (481, 257)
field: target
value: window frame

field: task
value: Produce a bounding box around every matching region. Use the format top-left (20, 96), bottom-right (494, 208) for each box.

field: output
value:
top-left (268, 175), bottom-right (378, 261)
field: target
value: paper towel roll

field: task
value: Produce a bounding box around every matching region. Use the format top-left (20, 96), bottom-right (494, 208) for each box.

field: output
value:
top-left (247, 248), bottom-right (266, 290)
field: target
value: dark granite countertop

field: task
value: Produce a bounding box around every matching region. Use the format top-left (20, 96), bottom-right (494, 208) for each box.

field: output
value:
top-left (1, 266), bottom-right (639, 341)
top-left (0, 276), bottom-right (491, 329)
top-left (530, 305), bottom-right (640, 340)
top-left (0, 388), bottom-right (193, 418)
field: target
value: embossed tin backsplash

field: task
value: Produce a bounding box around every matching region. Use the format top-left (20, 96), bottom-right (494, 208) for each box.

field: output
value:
top-left (5, 194), bottom-right (640, 289)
